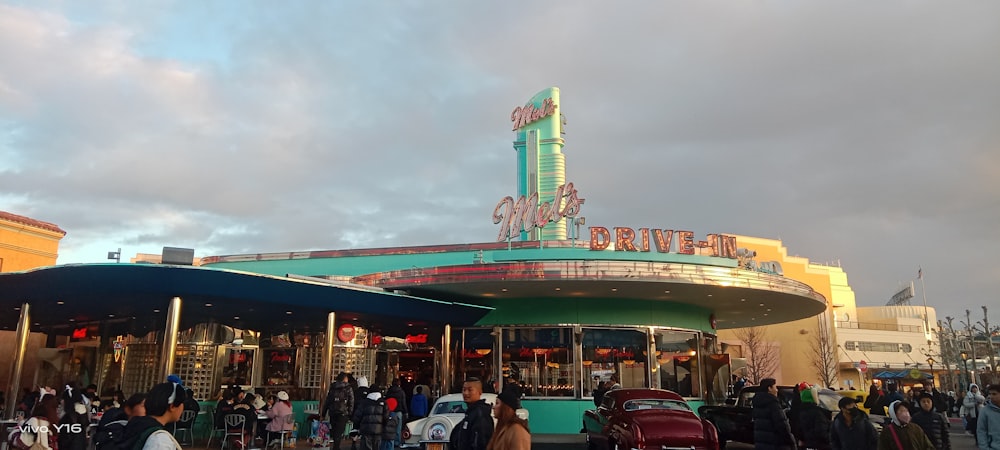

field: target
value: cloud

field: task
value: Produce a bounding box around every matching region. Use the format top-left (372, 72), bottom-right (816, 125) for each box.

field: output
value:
top-left (0, 1), bottom-right (998, 321)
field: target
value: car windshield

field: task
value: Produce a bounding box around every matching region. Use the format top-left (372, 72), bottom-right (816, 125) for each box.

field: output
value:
top-left (432, 401), bottom-right (468, 415)
top-left (622, 399), bottom-right (691, 412)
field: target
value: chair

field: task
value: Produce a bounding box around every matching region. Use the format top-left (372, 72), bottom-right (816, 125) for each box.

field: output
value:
top-left (205, 406), bottom-right (227, 449)
top-left (172, 410), bottom-right (198, 446)
top-left (222, 414), bottom-right (247, 450)
top-left (266, 414), bottom-right (295, 449)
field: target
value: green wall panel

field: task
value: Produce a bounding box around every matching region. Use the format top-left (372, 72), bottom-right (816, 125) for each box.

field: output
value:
top-left (477, 297), bottom-right (712, 332)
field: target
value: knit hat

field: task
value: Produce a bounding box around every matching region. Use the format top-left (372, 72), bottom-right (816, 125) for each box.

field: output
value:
top-left (357, 376), bottom-right (369, 388)
top-left (497, 386), bottom-right (521, 409)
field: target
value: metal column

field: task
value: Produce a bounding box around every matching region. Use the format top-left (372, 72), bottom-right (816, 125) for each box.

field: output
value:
top-left (320, 312), bottom-right (336, 400)
top-left (442, 324), bottom-right (451, 394)
top-left (158, 297), bottom-right (182, 381)
top-left (4, 303), bottom-right (30, 419)
top-left (648, 327), bottom-right (659, 389)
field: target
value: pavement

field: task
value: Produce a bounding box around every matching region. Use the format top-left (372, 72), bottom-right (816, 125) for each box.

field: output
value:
top-left (179, 418), bottom-right (982, 450)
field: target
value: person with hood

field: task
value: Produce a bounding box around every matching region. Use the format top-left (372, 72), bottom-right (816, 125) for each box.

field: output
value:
top-left (910, 392), bottom-right (949, 450)
top-left (977, 384), bottom-right (1000, 450)
top-left (751, 378), bottom-right (796, 450)
top-left (324, 373), bottom-right (355, 450)
top-left (450, 378), bottom-right (494, 450)
top-left (354, 376), bottom-right (371, 416)
top-left (831, 396), bottom-right (877, 450)
top-left (352, 388), bottom-right (388, 450)
top-left (877, 401), bottom-right (934, 450)
top-left (966, 384), bottom-right (987, 442)
top-left (881, 383), bottom-right (905, 415)
top-left (386, 378), bottom-right (409, 420)
top-left (410, 386), bottom-right (428, 419)
top-left (792, 385), bottom-right (831, 450)
top-left (121, 382), bottom-right (186, 450)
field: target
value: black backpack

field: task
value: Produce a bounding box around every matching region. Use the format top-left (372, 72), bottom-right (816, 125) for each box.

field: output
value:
top-left (99, 425), bottom-right (162, 450)
top-left (326, 384), bottom-right (350, 416)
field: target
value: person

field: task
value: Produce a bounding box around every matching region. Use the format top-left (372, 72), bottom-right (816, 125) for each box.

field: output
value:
top-left (352, 388), bottom-right (388, 450)
top-left (831, 396), bottom-right (878, 450)
top-left (921, 382), bottom-right (948, 416)
top-left (792, 385), bottom-right (831, 450)
top-left (410, 386), bottom-right (428, 419)
top-left (877, 401), bottom-right (934, 450)
top-left (213, 390), bottom-right (236, 433)
top-left (324, 373), bottom-right (355, 449)
top-left (910, 392), bottom-right (949, 450)
top-left (751, 378), bottom-right (795, 450)
top-left (15, 390), bottom-right (59, 450)
top-left (486, 386), bottom-right (529, 450)
top-left (266, 391), bottom-right (294, 446)
top-left (386, 378), bottom-right (409, 420)
top-left (58, 389), bottom-right (90, 450)
top-left (94, 393), bottom-right (146, 450)
top-left (881, 383), bottom-right (905, 414)
top-left (450, 378), bottom-right (494, 450)
top-left (121, 382), bottom-right (186, 450)
top-left (381, 398), bottom-right (400, 450)
top-left (592, 377), bottom-right (608, 407)
top-left (947, 391), bottom-right (957, 418)
top-left (867, 383), bottom-right (886, 417)
top-left (966, 384), bottom-right (987, 443)
top-left (608, 374), bottom-right (623, 391)
top-left (977, 383), bottom-right (1000, 450)
top-left (230, 390), bottom-right (258, 447)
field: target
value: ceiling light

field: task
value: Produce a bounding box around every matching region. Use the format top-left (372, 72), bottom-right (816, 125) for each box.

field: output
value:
top-left (286, 311), bottom-right (292, 315)
top-left (759, 303), bottom-right (765, 307)
top-left (56, 301), bottom-right (64, 305)
top-left (611, 288), bottom-right (618, 292)
top-left (153, 309), bottom-right (160, 313)
top-left (740, 298), bottom-right (746, 302)
top-left (555, 287), bottom-right (561, 291)
top-left (205, 303), bottom-right (213, 307)
top-left (501, 288), bottom-right (508, 292)
top-left (707, 294), bottom-right (713, 297)
top-left (234, 316), bottom-right (240, 320)
top-left (69, 319), bottom-right (75, 322)
top-left (664, 290), bottom-right (671, 294)
top-left (108, 314), bottom-right (115, 318)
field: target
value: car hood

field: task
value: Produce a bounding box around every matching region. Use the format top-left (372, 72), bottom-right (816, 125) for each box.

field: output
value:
top-left (631, 410), bottom-right (706, 445)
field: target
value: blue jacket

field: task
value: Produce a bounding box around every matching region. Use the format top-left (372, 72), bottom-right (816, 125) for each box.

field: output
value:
top-left (410, 394), bottom-right (428, 418)
top-left (978, 400), bottom-right (1000, 450)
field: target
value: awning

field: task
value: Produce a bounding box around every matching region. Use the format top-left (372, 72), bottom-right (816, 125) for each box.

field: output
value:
top-left (871, 369), bottom-right (932, 380)
top-left (0, 263), bottom-right (493, 337)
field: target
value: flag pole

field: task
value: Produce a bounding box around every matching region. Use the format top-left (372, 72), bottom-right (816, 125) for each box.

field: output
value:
top-left (919, 267), bottom-right (930, 339)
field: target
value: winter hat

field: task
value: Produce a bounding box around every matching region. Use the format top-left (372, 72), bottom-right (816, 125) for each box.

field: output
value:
top-left (366, 391), bottom-right (381, 401)
top-left (385, 397), bottom-right (398, 412)
top-left (358, 376), bottom-right (369, 388)
top-left (277, 391), bottom-right (289, 401)
top-left (918, 392), bottom-right (934, 402)
top-left (497, 386), bottom-right (521, 409)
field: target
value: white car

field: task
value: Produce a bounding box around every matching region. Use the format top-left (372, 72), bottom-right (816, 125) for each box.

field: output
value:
top-left (400, 393), bottom-right (529, 450)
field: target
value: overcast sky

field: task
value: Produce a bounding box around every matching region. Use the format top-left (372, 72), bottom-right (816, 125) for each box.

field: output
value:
top-left (1, 1), bottom-right (997, 324)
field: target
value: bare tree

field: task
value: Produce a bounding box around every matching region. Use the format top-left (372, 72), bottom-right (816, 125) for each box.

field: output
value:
top-left (733, 326), bottom-right (780, 385)
top-left (806, 329), bottom-right (838, 388)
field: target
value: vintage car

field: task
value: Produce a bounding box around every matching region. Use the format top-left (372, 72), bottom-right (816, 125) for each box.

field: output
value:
top-left (582, 388), bottom-right (720, 450)
top-left (400, 393), bottom-right (529, 450)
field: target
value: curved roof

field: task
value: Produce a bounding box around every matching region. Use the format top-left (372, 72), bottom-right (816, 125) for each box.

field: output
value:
top-left (0, 263), bottom-right (492, 336)
top-left (352, 260), bottom-right (828, 329)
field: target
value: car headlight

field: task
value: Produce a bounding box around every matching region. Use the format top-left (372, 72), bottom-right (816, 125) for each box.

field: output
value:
top-left (426, 422), bottom-right (448, 441)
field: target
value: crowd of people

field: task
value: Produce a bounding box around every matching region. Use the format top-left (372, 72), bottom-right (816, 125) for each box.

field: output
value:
top-left (751, 378), bottom-right (1000, 450)
top-left (316, 374), bottom-right (528, 450)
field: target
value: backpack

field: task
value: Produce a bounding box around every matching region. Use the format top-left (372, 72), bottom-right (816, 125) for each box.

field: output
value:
top-left (99, 425), bottom-right (162, 450)
top-left (326, 385), bottom-right (350, 416)
top-left (93, 420), bottom-right (128, 450)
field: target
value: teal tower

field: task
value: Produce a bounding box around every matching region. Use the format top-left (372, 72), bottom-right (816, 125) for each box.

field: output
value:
top-left (511, 87), bottom-right (567, 241)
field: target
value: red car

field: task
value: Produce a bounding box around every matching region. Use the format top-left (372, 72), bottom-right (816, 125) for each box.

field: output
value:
top-left (582, 388), bottom-right (720, 450)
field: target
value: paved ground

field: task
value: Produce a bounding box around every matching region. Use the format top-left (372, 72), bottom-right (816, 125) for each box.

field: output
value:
top-left (184, 418), bottom-right (981, 450)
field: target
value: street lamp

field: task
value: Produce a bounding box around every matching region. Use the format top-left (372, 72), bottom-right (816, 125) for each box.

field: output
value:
top-left (926, 357), bottom-right (935, 386)
top-left (960, 351), bottom-right (970, 390)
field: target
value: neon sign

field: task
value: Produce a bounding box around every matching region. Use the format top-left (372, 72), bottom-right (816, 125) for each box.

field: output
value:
top-left (511, 97), bottom-right (556, 131)
top-left (589, 227), bottom-right (738, 259)
top-left (405, 334), bottom-right (428, 344)
top-left (493, 182), bottom-right (585, 241)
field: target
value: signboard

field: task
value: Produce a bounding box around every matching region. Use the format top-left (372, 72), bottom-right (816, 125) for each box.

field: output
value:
top-left (859, 360), bottom-right (867, 372)
top-left (493, 182), bottom-right (584, 241)
top-left (405, 334), bottom-right (428, 344)
top-left (589, 227), bottom-right (738, 259)
top-left (263, 349), bottom-right (296, 386)
top-left (337, 324), bottom-right (356, 343)
top-left (888, 282), bottom-right (915, 306)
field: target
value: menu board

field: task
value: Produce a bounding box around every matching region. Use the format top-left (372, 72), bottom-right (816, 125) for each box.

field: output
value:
top-left (221, 348), bottom-right (255, 386)
top-left (263, 348), bottom-right (296, 386)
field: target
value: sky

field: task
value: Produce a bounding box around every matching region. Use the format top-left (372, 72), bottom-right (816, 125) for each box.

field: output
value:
top-left (1, 1), bottom-right (998, 324)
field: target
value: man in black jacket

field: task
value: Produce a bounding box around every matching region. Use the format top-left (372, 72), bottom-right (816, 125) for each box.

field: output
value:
top-left (911, 392), bottom-right (950, 450)
top-left (751, 378), bottom-right (796, 450)
top-left (386, 378), bottom-right (409, 420)
top-left (450, 378), bottom-right (494, 450)
top-left (324, 373), bottom-right (356, 450)
top-left (830, 397), bottom-right (877, 450)
top-left (352, 391), bottom-right (388, 450)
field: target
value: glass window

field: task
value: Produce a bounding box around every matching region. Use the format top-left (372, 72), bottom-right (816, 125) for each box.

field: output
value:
top-left (453, 328), bottom-right (496, 393)
top-left (581, 328), bottom-right (648, 395)
top-left (501, 327), bottom-right (575, 397)
top-left (654, 330), bottom-right (701, 398)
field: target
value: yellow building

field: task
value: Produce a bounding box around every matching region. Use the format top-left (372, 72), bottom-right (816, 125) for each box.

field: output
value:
top-left (0, 210), bottom-right (66, 272)
top-left (719, 235), bottom-right (939, 390)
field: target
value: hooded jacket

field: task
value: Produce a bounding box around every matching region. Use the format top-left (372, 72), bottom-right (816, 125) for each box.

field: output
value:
top-left (978, 398), bottom-right (1000, 450)
top-left (121, 416), bottom-right (165, 450)
top-left (877, 401), bottom-right (934, 450)
top-left (831, 407), bottom-right (877, 450)
top-left (965, 385), bottom-right (986, 419)
top-left (449, 399), bottom-right (493, 450)
top-left (751, 390), bottom-right (796, 450)
top-left (352, 392), bottom-right (388, 436)
top-left (324, 381), bottom-right (355, 417)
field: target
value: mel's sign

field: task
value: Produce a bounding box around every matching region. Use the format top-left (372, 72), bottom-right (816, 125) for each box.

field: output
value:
top-left (493, 182), bottom-right (585, 241)
top-left (511, 97), bottom-right (556, 131)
